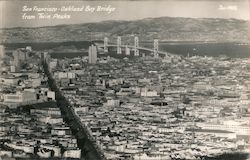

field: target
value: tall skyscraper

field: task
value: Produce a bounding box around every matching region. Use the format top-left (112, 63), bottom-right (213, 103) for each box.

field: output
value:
top-left (0, 45), bottom-right (5, 59)
top-left (41, 52), bottom-right (49, 62)
top-left (13, 52), bottom-right (20, 70)
top-left (13, 49), bottom-right (28, 70)
top-left (88, 45), bottom-right (97, 64)
top-left (104, 37), bottom-right (108, 53)
top-left (134, 36), bottom-right (139, 56)
top-left (117, 36), bottom-right (122, 54)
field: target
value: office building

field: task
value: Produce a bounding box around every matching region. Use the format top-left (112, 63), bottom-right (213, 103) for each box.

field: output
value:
top-left (0, 45), bottom-right (5, 59)
top-left (3, 91), bottom-right (37, 103)
top-left (88, 45), bottom-right (97, 64)
top-left (13, 49), bottom-right (28, 70)
top-left (117, 36), bottom-right (122, 54)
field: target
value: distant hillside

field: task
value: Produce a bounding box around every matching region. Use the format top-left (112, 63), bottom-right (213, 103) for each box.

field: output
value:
top-left (0, 17), bottom-right (249, 43)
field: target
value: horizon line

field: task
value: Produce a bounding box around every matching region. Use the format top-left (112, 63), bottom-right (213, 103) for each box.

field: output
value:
top-left (1, 16), bottom-right (249, 30)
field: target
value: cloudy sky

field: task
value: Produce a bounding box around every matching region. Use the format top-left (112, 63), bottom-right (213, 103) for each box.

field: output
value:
top-left (0, 0), bottom-right (249, 28)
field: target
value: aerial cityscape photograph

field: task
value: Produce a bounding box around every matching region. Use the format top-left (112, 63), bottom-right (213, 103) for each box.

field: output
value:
top-left (0, 0), bottom-right (249, 160)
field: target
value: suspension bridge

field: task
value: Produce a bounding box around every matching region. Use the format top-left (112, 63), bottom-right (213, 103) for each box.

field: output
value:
top-left (95, 36), bottom-right (181, 60)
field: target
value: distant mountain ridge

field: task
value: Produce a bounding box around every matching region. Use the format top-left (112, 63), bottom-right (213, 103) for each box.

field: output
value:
top-left (0, 17), bottom-right (249, 43)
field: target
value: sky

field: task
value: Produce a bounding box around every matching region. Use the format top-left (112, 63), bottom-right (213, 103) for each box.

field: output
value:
top-left (0, 0), bottom-right (249, 28)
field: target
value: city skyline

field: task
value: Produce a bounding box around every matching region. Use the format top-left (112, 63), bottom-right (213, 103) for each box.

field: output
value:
top-left (0, 0), bottom-right (250, 159)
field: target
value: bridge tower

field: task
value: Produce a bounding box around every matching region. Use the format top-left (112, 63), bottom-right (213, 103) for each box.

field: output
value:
top-left (104, 37), bottom-right (108, 53)
top-left (117, 36), bottom-right (122, 54)
top-left (153, 39), bottom-right (159, 58)
top-left (134, 36), bottom-right (139, 56)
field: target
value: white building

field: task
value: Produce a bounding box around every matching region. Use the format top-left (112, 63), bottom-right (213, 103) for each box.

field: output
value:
top-left (49, 60), bottom-right (57, 71)
top-left (10, 66), bottom-right (16, 72)
top-left (196, 121), bottom-right (250, 136)
top-left (47, 91), bottom-right (56, 100)
top-left (54, 72), bottom-right (76, 79)
top-left (134, 153), bottom-right (171, 160)
top-left (74, 106), bottom-right (89, 114)
top-left (0, 77), bottom-right (19, 86)
top-left (141, 88), bottom-right (158, 97)
top-left (63, 149), bottom-right (81, 159)
top-left (0, 45), bottom-right (5, 59)
top-left (88, 45), bottom-right (97, 64)
top-left (117, 36), bottom-right (122, 54)
top-left (28, 77), bottom-right (42, 87)
top-left (3, 91), bottom-right (37, 103)
top-left (40, 144), bottom-right (61, 157)
top-left (107, 99), bottom-right (120, 107)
